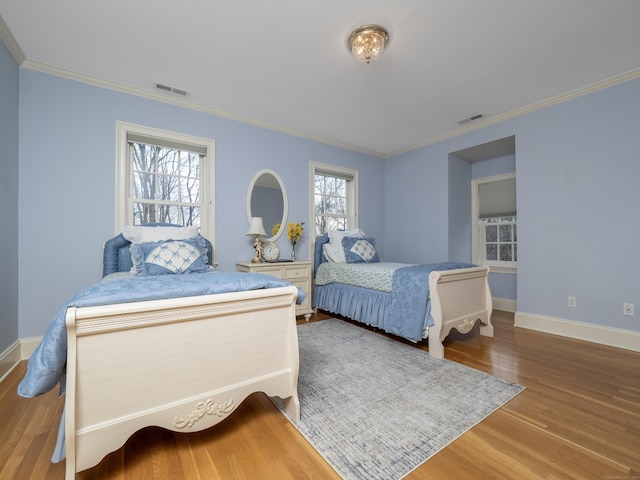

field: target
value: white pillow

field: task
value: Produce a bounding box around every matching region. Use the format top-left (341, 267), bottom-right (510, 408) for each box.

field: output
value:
top-left (122, 225), bottom-right (200, 244)
top-left (323, 243), bottom-right (344, 263)
top-left (327, 228), bottom-right (364, 245)
top-left (323, 228), bottom-right (365, 263)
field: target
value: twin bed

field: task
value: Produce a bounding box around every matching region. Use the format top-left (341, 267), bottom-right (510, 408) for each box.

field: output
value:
top-left (312, 231), bottom-right (494, 359)
top-left (18, 226), bottom-right (494, 478)
top-left (18, 225), bottom-right (302, 479)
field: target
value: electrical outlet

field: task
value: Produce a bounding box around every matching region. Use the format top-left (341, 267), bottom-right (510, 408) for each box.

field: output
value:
top-left (568, 296), bottom-right (577, 308)
top-left (623, 303), bottom-right (634, 316)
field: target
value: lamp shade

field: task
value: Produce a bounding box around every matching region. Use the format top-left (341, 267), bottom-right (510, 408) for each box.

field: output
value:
top-left (246, 217), bottom-right (267, 236)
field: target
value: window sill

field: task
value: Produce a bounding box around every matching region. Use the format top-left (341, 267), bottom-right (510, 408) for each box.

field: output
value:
top-left (485, 264), bottom-right (517, 275)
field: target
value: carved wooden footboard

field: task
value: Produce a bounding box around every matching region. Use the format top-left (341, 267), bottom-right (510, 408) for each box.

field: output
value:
top-left (64, 285), bottom-right (300, 479)
top-left (428, 266), bottom-right (494, 359)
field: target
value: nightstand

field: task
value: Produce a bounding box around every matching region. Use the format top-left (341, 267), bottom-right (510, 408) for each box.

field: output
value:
top-left (236, 260), bottom-right (313, 320)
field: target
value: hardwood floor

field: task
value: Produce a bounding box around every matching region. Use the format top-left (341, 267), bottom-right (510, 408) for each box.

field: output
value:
top-left (1, 311), bottom-right (638, 479)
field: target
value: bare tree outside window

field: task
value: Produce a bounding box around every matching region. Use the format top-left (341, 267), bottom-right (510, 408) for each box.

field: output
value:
top-left (116, 122), bottom-right (215, 244)
top-left (483, 216), bottom-right (517, 263)
top-left (314, 174), bottom-right (349, 236)
top-left (131, 143), bottom-right (201, 228)
top-left (310, 162), bottom-right (357, 239)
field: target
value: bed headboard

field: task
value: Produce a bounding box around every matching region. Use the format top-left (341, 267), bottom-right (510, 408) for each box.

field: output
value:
top-left (102, 223), bottom-right (214, 277)
top-left (314, 233), bottom-right (330, 273)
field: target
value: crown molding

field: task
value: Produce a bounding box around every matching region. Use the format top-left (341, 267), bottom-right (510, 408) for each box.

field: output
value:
top-left (0, 15), bottom-right (25, 64)
top-left (387, 67), bottom-right (640, 158)
top-left (15, 57), bottom-right (640, 160)
top-left (20, 59), bottom-right (385, 158)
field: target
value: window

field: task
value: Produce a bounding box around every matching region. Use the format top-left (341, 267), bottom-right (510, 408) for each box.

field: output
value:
top-left (310, 162), bottom-right (358, 237)
top-left (116, 122), bottom-right (215, 242)
top-left (482, 216), bottom-right (517, 263)
top-left (472, 173), bottom-right (516, 273)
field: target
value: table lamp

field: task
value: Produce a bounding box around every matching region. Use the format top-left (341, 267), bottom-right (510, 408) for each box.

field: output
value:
top-left (246, 217), bottom-right (267, 263)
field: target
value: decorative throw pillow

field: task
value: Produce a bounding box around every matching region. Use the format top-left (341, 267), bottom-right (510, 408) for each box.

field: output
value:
top-left (324, 228), bottom-right (366, 263)
top-left (342, 236), bottom-right (380, 263)
top-left (130, 236), bottom-right (209, 275)
top-left (122, 225), bottom-right (199, 244)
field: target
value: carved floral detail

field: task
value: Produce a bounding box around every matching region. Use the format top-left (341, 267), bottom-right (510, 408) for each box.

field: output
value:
top-left (174, 398), bottom-right (234, 429)
top-left (457, 318), bottom-right (475, 334)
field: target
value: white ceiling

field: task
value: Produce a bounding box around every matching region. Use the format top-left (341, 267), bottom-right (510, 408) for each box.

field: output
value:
top-left (1, 0), bottom-right (640, 158)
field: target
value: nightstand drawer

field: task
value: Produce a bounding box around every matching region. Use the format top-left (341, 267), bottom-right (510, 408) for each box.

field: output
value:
top-left (283, 266), bottom-right (308, 280)
top-left (289, 278), bottom-right (309, 292)
top-left (254, 266), bottom-right (284, 278)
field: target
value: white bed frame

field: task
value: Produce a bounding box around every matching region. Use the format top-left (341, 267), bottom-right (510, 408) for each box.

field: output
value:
top-left (64, 285), bottom-right (300, 479)
top-left (427, 266), bottom-right (494, 359)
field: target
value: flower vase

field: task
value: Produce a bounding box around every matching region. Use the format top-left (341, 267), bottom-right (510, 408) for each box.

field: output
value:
top-left (290, 242), bottom-right (296, 261)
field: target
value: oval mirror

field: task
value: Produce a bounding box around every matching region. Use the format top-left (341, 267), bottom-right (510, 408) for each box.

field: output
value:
top-left (246, 169), bottom-right (288, 242)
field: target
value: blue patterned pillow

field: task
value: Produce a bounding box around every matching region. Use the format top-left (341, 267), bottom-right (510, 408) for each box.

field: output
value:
top-left (342, 236), bottom-right (380, 263)
top-left (130, 236), bottom-right (209, 275)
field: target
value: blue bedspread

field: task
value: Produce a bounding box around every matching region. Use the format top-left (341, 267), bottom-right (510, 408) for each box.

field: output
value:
top-left (17, 271), bottom-right (304, 463)
top-left (384, 262), bottom-right (475, 341)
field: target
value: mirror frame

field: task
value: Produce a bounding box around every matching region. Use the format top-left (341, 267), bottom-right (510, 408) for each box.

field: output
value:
top-left (246, 169), bottom-right (288, 242)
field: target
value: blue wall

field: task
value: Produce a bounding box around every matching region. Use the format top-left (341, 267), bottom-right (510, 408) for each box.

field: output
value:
top-left (385, 78), bottom-right (640, 332)
top-left (447, 155), bottom-right (472, 265)
top-left (7, 44), bottom-right (640, 340)
top-left (0, 40), bottom-right (19, 353)
top-left (17, 69), bottom-right (385, 338)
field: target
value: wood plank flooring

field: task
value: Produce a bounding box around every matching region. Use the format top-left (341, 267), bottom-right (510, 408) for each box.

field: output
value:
top-left (1, 310), bottom-right (638, 479)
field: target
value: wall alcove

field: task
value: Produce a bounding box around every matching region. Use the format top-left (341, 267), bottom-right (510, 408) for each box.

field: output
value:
top-left (449, 135), bottom-right (517, 309)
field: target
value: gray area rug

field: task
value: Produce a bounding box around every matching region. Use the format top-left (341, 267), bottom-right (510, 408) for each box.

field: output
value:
top-left (273, 319), bottom-right (524, 480)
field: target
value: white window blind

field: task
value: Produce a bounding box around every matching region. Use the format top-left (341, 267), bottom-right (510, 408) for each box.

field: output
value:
top-left (478, 177), bottom-right (516, 218)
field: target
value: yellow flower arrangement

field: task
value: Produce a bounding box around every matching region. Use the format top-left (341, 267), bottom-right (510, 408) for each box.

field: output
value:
top-left (287, 221), bottom-right (305, 246)
top-left (271, 223), bottom-right (281, 236)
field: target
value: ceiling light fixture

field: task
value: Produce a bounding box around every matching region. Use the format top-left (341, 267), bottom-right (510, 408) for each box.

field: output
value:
top-left (347, 24), bottom-right (389, 64)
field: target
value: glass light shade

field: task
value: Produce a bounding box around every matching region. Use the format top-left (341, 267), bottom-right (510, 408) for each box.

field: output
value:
top-left (348, 25), bottom-right (389, 64)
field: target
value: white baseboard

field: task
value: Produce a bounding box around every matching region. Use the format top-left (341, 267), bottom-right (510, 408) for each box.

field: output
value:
top-left (493, 297), bottom-right (516, 313)
top-left (0, 336), bottom-right (43, 384)
top-left (20, 336), bottom-right (42, 359)
top-left (0, 340), bottom-right (22, 383)
top-left (514, 311), bottom-right (640, 353)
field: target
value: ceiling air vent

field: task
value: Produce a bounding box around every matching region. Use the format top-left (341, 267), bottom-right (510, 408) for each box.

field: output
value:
top-left (155, 83), bottom-right (188, 96)
top-left (457, 114), bottom-right (483, 125)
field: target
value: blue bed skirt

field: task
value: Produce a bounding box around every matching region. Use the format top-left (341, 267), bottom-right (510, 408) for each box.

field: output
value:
top-left (314, 283), bottom-right (418, 335)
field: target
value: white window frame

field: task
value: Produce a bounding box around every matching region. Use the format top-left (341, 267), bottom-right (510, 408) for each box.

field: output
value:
top-left (309, 162), bottom-right (358, 238)
top-left (471, 172), bottom-right (516, 274)
top-left (115, 121), bottom-right (215, 244)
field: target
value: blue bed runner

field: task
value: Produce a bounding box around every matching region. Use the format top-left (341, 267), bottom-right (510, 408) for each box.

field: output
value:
top-left (385, 262), bottom-right (475, 341)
